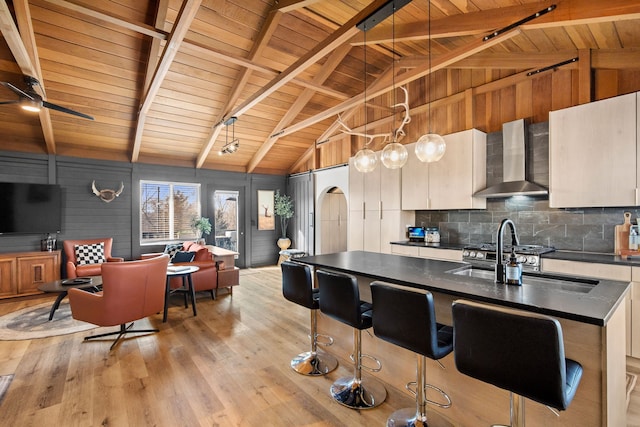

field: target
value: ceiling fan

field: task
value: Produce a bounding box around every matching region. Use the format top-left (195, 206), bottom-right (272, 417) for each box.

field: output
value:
top-left (0, 76), bottom-right (94, 120)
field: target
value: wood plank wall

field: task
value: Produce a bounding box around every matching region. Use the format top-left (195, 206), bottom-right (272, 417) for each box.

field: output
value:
top-left (294, 67), bottom-right (640, 174)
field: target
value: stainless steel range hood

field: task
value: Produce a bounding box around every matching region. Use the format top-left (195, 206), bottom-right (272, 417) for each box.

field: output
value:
top-left (474, 119), bottom-right (548, 198)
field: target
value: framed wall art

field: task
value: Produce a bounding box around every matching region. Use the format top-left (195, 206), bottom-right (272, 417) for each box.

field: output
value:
top-left (257, 190), bottom-right (275, 230)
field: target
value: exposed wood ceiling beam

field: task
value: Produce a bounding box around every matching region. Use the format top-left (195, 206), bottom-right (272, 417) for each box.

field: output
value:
top-left (273, 0), bottom-right (323, 14)
top-left (131, 0), bottom-right (201, 163)
top-left (143, 0), bottom-right (169, 94)
top-left (246, 42), bottom-right (353, 173)
top-left (197, 6), bottom-right (283, 168)
top-left (280, 28), bottom-right (520, 141)
top-left (1, 0), bottom-right (56, 154)
top-left (218, 0), bottom-right (390, 124)
top-left (351, 0), bottom-right (640, 45)
top-left (41, 0), bottom-right (167, 39)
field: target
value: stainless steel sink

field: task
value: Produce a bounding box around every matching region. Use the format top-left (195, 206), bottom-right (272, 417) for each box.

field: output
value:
top-left (445, 265), bottom-right (598, 294)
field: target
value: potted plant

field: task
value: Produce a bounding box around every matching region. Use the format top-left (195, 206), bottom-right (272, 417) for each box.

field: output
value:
top-left (274, 190), bottom-right (294, 250)
top-left (191, 216), bottom-right (212, 244)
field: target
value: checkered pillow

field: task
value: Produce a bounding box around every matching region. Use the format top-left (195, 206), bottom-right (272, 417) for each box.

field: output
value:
top-left (164, 243), bottom-right (183, 259)
top-left (75, 243), bottom-right (106, 265)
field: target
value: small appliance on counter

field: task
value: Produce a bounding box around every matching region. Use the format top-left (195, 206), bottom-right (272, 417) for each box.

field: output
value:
top-left (408, 226), bottom-right (426, 242)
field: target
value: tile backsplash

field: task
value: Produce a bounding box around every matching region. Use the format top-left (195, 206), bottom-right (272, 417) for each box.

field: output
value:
top-left (415, 122), bottom-right (639, 253)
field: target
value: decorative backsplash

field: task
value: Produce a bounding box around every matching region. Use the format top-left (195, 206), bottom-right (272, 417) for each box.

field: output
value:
top-left (415, 122), bottom-right (640, 253)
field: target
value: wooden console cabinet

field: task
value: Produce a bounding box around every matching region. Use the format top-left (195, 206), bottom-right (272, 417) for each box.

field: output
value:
top-left (0, 251), bottom-right (61, 298)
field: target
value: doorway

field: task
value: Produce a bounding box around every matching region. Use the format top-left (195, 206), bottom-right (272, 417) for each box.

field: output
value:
top-left (213, 190), bottom-right (242, 265)
top-left (318, 186), bottom-right (348, 254)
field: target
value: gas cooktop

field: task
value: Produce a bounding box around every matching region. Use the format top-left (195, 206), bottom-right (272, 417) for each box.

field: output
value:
top-left (462, 243), bottom-right (555, 271)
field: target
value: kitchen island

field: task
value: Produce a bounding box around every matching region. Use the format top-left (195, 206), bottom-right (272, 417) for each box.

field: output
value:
top-left (297, 251), bottom-right (629, 426)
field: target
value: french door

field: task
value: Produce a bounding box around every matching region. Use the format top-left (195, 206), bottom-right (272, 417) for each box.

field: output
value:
top-left (212, 190), bottom-right (243, 266)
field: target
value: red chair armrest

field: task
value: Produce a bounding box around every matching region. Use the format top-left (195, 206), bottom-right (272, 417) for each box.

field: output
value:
top-left (107, 257), bottom-right (124, 262)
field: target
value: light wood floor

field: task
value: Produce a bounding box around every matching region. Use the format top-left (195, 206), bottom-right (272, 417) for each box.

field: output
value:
top-left (0, 266), bottom-right (639, 426)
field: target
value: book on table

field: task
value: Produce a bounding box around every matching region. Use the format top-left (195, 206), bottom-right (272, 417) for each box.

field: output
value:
top-left (167, 265), bottom-right (191, 273)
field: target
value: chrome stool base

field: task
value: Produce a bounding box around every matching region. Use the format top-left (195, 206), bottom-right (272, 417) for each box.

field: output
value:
top-left (330, 376), bottom-right (387, 409)
top-left (387, 407), bottom-right (454, 427)
top-left (290, 351), bottom-right (338, 376)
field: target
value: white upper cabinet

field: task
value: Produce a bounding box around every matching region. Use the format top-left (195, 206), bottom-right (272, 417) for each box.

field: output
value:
top-left (549, 92), bottom-right (638, 208)
top-left (401, 129), bottom-right (487, 210)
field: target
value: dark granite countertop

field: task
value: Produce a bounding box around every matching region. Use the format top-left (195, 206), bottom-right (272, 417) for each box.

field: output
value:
top-left (297, 250), bottom-right (629, 327)
top-left (390, 241), bottom-right (466, 250)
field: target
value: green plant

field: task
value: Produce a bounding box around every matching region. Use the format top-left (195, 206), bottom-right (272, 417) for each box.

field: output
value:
top-left (274, 190), bottom-right (294, 239)
top-left (191, 216), bottom-right (212, 237)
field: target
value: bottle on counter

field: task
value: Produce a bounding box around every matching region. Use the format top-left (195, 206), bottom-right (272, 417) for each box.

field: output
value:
top-left (631, 226), bottom-right (639, 251)
top-left (505, 247), bottom-right (522, 285)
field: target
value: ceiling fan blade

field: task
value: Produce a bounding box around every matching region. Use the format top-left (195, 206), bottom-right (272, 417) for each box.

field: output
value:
top-left (42, 101), bottom-right (94, 120)
top-left (0, 82), bottom-right (34, 100)
top-left (0, 100), bottom-right (19, 105)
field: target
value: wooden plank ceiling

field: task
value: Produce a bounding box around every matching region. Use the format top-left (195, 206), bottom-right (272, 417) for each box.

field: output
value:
top-left (0, 0), bottom-right (639, 175)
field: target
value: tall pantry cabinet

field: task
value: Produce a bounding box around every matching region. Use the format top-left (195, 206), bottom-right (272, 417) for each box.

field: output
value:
top-left (348, 155), bottom-right (414, 253)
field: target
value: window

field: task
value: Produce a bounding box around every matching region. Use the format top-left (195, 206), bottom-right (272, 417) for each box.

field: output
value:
top-left (140, 181), bottom-right (200, 244)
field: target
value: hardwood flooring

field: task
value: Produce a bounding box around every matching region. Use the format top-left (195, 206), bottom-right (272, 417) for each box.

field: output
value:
top-left (0, 266), bottom-right (639, 426)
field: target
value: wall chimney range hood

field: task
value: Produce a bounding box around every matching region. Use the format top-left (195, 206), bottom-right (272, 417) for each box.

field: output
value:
top-left (474, 119), bottom-right (548, 198)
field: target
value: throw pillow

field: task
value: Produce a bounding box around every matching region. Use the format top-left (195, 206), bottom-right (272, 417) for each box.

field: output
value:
top-left (75, 242), bottom-right (106, 265)
top-left (172, 251), bottom-right (195, 263)
top-left (164, 243), bottom-right (183, 259)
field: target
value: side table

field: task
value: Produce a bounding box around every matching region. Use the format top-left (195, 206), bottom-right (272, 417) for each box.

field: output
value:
top-left (164, 265), bottom-right (199, 322)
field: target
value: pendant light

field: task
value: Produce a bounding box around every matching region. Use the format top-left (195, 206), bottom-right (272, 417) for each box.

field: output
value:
top-left (415, 0), bottom-right (446, 163)
top-left (353, 21), bottom-right (378, 173)
top-left (380, 3), bottom-right (408, 169)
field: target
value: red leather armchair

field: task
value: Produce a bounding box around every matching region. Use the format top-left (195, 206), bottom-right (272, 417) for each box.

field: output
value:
top-left (63, 238), bottom-right (124, 278)
top-left (142, 241), bottom-right (218, 298)
top-left (68, 254), bottom-right (170, 350)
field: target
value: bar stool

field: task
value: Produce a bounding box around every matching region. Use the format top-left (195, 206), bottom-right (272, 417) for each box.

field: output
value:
top-left (371, 282), bottom-right (453, 427)
top-left (451, 299), bottom-right (583, 427)
top-left (316, 269), bottom-right (386, 409)
top-left (281, 261), bottom-right (338, 376)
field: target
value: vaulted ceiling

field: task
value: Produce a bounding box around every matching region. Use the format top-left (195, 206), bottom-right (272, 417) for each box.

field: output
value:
top-left (0, 0), bottom-right (639, 175)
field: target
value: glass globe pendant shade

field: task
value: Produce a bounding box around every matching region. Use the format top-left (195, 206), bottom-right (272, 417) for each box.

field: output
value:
top-left (415, 133), bottom-right (446, 163)
top-left (381, 142), bottom-right (408, 169)
top-left (353, 148), bottom-right (378, 173)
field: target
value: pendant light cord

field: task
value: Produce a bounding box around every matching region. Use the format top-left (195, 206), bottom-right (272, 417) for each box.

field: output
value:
top-left (392, 5), bottom-right (396, 142)
top-left (428, 0), bottom-right (432, 134)
top-left (364, 26), bottom-right (368, 148)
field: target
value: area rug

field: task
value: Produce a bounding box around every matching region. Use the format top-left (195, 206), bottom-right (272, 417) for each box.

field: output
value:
top-left (0, 301), bottom-right (96, 340)
top-left (0, 374), bottom-right (13, 405)
top-left (628, 372), bottom-right (637, 408)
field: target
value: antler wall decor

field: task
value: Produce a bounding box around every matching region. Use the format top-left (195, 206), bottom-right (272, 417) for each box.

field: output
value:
top-left (337, 86), bottom-right (411, 148)
top-left (92, 180), bottom-right (124, 203)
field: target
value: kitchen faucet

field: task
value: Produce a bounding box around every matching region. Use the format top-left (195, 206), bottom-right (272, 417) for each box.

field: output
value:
top-left (495, 218), bottom-right (520, 283)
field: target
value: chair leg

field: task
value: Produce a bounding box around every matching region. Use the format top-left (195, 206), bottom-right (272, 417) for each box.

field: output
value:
top-left (329, 328), bottom-right (386, 409)
top-left (83, 322), bottom-right (160, 350)
top-left (510, 393), bottom-right (525, 427)
top-left (290, 309), bottom-right (337, 376)
top-left (385, 355), bottom-right (453, 427)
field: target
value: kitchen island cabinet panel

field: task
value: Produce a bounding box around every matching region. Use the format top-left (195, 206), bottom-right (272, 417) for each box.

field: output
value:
top-left (300, 252), bottom-right (628, 427)
top-left (549, 92), bottom-right (637, 208)
top-left (401, 129), bottom-right (487, 210)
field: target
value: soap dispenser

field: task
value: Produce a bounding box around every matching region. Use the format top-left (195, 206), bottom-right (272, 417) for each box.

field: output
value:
top-left (505, 247), bottom-right (522, 286)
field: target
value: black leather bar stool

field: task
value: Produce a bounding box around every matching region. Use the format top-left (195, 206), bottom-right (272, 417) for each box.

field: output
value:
top-left (316, 269), bottom-right (387, 409)
top-left (281, 261), bottom-right (338, 376)
top-left (371, 282), bottom-right (454, 427)
top-left (451, 299), bottom-right (583, 427)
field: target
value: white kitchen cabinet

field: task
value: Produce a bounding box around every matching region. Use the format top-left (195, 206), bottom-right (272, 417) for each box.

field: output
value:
top-left (549, 92), bottom-right (637, 208)
top-left (348, 156), bottom-right (414, 253)
top-left (401, 129), bottom-right (487, 210)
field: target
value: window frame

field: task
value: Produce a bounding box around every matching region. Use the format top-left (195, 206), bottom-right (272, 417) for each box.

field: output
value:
top-left (139, 180), bottom-right (201, 246)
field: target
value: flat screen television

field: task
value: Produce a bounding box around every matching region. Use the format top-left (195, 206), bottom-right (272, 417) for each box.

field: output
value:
top-left (0, 182), bottom-right (62, 234)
